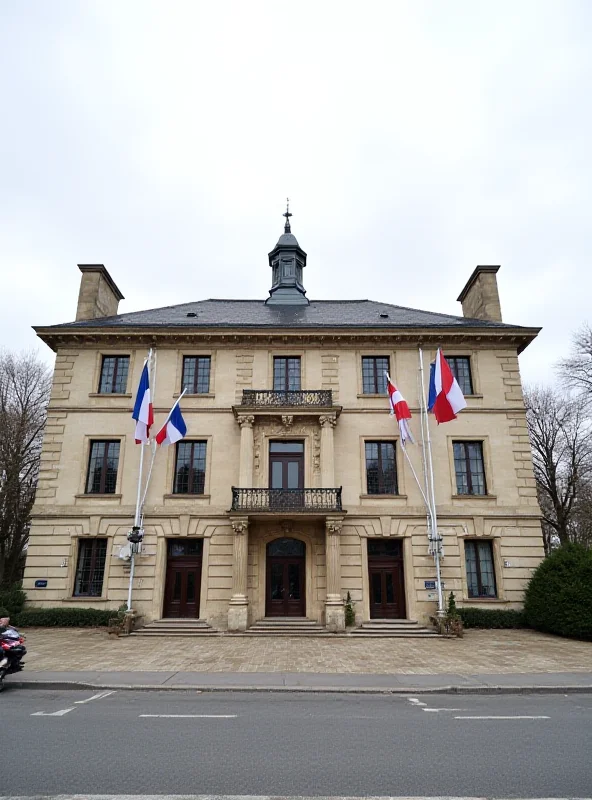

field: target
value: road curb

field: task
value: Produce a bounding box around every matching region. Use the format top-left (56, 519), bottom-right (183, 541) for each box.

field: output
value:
top-left (5, 679), bottom-right (592, 695)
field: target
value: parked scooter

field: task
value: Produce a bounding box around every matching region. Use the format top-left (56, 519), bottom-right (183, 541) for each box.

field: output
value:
top-left (0, 624), bottom-right (26, 691)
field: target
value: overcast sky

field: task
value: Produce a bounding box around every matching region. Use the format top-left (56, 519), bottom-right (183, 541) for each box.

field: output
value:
top-left (1, 1), bottom-right (590, 384)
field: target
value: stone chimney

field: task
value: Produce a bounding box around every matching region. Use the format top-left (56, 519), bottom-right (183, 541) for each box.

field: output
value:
top-left (457, 265), bottom-right (502, 322)
top-left (75, 264), bottom-right (124, 321)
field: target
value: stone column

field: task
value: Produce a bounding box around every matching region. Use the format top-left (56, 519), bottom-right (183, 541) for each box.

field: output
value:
top-left (237, 415), bottom-right (255, 486)
top-left (319, 414), bottom-right (337, 487)
top-left (228, 518), bottom-right (249, 631)
top-left (324, 517), bottom-right (345, 631)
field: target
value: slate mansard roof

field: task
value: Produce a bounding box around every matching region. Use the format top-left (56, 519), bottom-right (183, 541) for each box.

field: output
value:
top-left (48, 298), bottom-right (525, 331)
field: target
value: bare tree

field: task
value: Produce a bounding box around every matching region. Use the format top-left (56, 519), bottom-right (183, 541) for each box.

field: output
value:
top-left (525, 386), bottom-right (592, 552)
top-left (558, 323), bottom-right (592, 396)
top-left (0, 351), bottom-right (51, 587)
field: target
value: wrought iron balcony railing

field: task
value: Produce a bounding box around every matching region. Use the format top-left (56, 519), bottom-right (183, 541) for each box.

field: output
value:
top-left (240, 389), bottom-right (333, 407)
top-left (231, 487), bottom-right (343, 513)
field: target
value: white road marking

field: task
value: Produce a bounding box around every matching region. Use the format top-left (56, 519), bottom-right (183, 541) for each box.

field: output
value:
top-left (139, 714), bottom-right (238, 719)
top-left (0, 794), bottom-right (585, 800)
top-left (31, 707), bottom-right (76, 717)
top-left (422, 708), bottom-right (466, 712)
top-left (407, 697), bottom-right (427, 707)
top-left (454, 715), bottom-right (551, 720)
top-left (75, 690), bottom-right (117, 704)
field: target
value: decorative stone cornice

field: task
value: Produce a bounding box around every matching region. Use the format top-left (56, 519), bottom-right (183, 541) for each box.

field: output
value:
top-left (33, 326), bottom-right (541, 355)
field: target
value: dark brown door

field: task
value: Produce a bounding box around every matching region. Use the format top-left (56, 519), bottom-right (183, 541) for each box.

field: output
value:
top-left (368, 538), bottom-right (406, 619)
top-left (163, 539), bottom-right (203, 618)
top-left (266, 538), bottom-right (306, 616)
top-left (269, 441), bottom-right (304, 510)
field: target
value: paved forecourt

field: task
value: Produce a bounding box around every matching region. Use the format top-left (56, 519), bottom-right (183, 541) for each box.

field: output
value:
top-left (15, 627), bottom-right (592, 675)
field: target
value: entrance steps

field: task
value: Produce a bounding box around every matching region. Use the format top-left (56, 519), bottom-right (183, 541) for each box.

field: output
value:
top-left (349, 619), bottom-right (439, 637)
top-left (131, 618), bottom-right (220, 637)
top-left (243, 617), bottom-right (333, 636)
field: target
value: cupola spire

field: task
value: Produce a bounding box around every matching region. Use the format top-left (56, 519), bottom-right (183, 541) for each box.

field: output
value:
top-left (265, 202), bottom-right (309, 305)
top-left (283, 197), bottom-right (292, 233)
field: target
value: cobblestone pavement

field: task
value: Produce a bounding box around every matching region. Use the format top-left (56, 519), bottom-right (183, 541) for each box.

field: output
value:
top-left (17, 628), bottom-right (592, 674)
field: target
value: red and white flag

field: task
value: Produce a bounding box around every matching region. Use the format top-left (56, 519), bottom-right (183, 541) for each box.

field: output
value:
top-left (386, 374), bottom-right (414, 444)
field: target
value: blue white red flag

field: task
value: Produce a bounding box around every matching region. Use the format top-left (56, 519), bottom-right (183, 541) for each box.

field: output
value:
top-left (132, 363), bottom-right (154, 443)
top-left (155, 401), bottom-right (187, 446)
top-left (428, 348), bottom-right (467, 423)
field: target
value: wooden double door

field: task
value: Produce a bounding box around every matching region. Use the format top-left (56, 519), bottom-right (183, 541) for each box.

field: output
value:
top-left (368, 538), bottom-right (406, 619)
top-left (266, 537), bottom-right (306, 617)
top-left (163, 539), bottom-right (203, 618)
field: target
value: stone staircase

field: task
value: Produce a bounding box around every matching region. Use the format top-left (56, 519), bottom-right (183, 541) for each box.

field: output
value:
top-left (131, 618), bottom-right (220, 637)
top-left (349, 619), bottom-right (439, 637)
top-left (243, 617), bottom-right (333, 636)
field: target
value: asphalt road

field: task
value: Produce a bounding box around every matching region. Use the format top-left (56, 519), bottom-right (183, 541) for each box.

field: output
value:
top-left (0, 688), bottom-right (591, 798)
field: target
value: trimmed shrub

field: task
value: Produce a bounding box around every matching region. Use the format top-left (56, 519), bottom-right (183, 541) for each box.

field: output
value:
top-left (14, 607), bottom-right (114, 628)
top-left (524, 543), bottom-right (592, 641)
top-left (458, 607), bottom-right (527, 629)
top-left (0, 585), bottom-right (27, 618)
top-left (344, 591), bottom-right (356, 627)
top-left (0, 607), bottom-right (10, 619)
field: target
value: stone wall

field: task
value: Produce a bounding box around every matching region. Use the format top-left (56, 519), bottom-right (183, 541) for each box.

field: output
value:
top-left (24, 339), bottom-right (544, 627)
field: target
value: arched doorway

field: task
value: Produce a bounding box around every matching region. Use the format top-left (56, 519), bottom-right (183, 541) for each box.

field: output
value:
top-left (266, 537), bottom-right (306, 617)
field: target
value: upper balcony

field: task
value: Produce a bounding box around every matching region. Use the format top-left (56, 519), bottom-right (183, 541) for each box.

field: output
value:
top-left (230, 487), bottom-right (343, 515)
top-left (240, 389), bottom-right (333, 408)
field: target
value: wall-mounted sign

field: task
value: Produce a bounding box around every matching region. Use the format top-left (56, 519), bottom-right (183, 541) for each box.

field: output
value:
top-left (424, 580), bottom-right (436, 589)
top-left (34, 580), bottom-right (48, 588)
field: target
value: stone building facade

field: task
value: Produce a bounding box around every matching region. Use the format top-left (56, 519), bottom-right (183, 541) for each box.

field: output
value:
top-left (23, 216), bottom-right (544, 630)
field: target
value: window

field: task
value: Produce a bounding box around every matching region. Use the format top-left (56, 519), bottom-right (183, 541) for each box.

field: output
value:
top-left (85, 441), bottom-right (120, 494)
top-left (182, 356), bottom-right (211, 394)
top-left (98, 356), bottom-right (129, 394)
top-left (465, 540), bottom-right (497, 598)
top-left (362, 356), bottom-right (390, 394)
top-left (453, 441), bottom-right (486, 495)
top-left (74, 538), bottom-right (107, 597)
top-left (365, 441), bottom-right (398, 494)
top-left (174, 441), bottom-right (207, 494)
top-left (446, 356), bottom-right (473, 395)
top-left (273, 357), bottom-right (301, 391)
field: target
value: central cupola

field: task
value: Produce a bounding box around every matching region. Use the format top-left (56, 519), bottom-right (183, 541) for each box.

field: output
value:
top-left (265, 201), bottom-right (309, 305)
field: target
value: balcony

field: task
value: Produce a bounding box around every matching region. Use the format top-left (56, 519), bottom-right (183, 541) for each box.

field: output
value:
top-left (240, 389), bottom-right (333, 407)
top-left (231, 487), bottom-right (343, 513)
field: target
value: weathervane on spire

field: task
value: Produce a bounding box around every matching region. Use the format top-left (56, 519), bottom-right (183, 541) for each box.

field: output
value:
top-left (283, 197), bottom-right (292, 233)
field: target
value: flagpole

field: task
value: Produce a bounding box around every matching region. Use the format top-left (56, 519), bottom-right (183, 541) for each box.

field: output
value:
top-left (128, 349), bottom-right (152, 612)
top-left (418, 347), bottom-right (444, 616)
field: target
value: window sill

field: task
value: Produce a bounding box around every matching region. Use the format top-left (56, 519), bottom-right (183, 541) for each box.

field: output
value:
top-left (357, 393), bottom-right (386, 399)
top-left (163, 494), bottom-right (211, 500)
top-left (452, 494), bottom-right (497, 500)
top-left (75, 494), bottom-right (122, 500)
top-left (360, 494), bottom-right (408, 500)
top-left (88, 393), bottom-right (132, 398)
top-left (465, 394), bottom-right (484, 399)
top-left (462, 597), bottom-right (507, 604)
top-left (67, 596), bottom-right (108, 602)
top-left (173, 392), bottom-right (215, 398)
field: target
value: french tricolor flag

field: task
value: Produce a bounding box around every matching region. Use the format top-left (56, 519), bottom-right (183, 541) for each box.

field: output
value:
top-left (132, 363), bottom-right (154, 444)
top-left (386, 373), bottom-right (414, 444)
top-left (428, 348), bottom-right (467, 424)
top-left (155, 400), bottom-right (187, 446)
